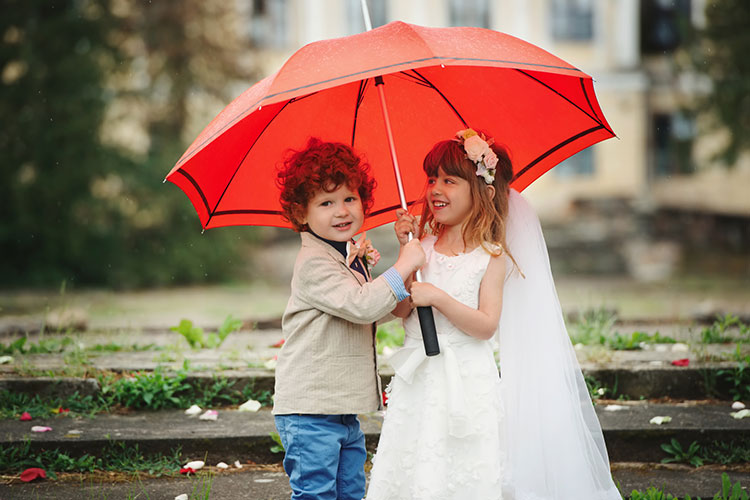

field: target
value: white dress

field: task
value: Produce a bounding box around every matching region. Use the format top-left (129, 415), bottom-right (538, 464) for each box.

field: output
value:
top-left (366, 235), bottom-right (505, 500)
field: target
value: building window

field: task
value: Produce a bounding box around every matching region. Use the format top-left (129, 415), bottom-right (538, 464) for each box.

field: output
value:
top-left (550, 0), bottom-right (593, 41)
top-left (249, 0), bottom-right (288, 48)
top-left (448, 0), bottom-right (490, 28)
top-left (640, 0), bottom-right (692, 54)
top-left (653, 112), bottom-right (695, 177)
top-left (555, 147), bottom-right (595, 178)
top-left (347, 0), bottom-right (388, 34)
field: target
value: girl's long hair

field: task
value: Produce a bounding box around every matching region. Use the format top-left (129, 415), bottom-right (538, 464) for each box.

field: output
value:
top-left (418, 138), bottom-right (518, 269)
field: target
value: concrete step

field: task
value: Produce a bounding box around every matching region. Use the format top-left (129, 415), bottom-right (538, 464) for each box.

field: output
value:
top-left (1, 463), bottom-right (749, 499)
top-left (1, 402), bottom-right (748, 465)
top-left (0, 354), bottom-right (744, 400)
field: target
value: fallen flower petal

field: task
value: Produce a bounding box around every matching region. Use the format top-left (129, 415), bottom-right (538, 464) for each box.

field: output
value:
top-left (264, 358), bottom-right (277, 370)
top-left (31, 426), bottom-right (52, 433)
top-left (175, 495), bottom-right (189, 500)
top-left (52, 407), bottom-right (70, 415)
top-left (271, 339), bottom-right (285, 348)
top-left (20, 468), bottom-right (46, 482)
top-left (19, 412), bottom-right (32, 421)
top-left (234, 460), bottom-right (243, 469)
top-left (603, 405), bottom-right (628, 412)
top-left (671, 358), bottom-right (689, 367)
top-left (0, 355), bottom-right (13, 364)
top-left (732, 401), bottom-right (746, 411)
top-left (649, 416), bottom-right (672, 425)
top-left (179, 467), bottom-right (195, 475)
top-left (199, 410), bottom-right (218, 421)
top-left (184, 460), bottom-right (205, 471)
top-left (216, 462), bottom-right (229, 469)
top-left (184, 404), bottom-right (202, 416)
top-left (731, 409), bottom-right (750, 420)
top-left (239, 399), bottom-right (262, 412)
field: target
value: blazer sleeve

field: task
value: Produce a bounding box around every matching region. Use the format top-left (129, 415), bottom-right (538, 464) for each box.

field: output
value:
top-left (296, 253), bottom-right (399, 324)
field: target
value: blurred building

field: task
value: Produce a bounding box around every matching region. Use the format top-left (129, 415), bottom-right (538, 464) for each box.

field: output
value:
top-left (243, 0), bottom-right (749, 222)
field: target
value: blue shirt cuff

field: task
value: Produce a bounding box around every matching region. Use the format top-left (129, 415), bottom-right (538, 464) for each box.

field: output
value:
top-left (382, 267), bottom-right (410, 302)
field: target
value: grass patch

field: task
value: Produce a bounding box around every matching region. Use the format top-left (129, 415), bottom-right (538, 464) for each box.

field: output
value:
top-left (0, 439), bottom-right (182, 477)
top-left (568, 309), bottom-right (676, 350)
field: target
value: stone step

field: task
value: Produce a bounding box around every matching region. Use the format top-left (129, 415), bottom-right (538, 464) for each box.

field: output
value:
top-left (0, 355), bottom-right (744, 400)
top-left (0, 462), bottom-right (749, 500)
top-left (1, 402), bottom-right (747, 465)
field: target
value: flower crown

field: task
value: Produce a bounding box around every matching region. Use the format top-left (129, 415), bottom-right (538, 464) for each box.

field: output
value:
top-left (455, 128), bottom-right (498, 185)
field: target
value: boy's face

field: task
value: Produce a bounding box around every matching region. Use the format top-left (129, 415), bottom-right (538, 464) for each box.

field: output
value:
top-left (303, 183), bottom-right (364, 242)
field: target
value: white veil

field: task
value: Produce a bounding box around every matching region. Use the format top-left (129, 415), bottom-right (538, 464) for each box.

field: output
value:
top-left (498, 189), bottom-right (622, 500)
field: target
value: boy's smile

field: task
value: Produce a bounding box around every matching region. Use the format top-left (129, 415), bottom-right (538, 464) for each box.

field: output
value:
top-left (304, 184), bottom-right (364, 242)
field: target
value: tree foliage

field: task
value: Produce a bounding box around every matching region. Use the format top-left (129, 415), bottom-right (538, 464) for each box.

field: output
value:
top-left (1, 0), bottom-right (259, 288)
top-left (688, 0), bottom-right (750, 165)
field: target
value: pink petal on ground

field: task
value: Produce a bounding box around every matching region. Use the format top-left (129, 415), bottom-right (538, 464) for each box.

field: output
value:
top-left (671, 358), bottom-right (690, 367)
top-left (31, 426), bottom-right (52, 432)
top-left (20, 468), bottom-right (46, 482)
top-left (19, 412), bottom-right (32, 421)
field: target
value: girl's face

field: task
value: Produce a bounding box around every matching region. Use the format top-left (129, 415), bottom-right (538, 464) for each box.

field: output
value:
top-left (426, 167), bottom-right (473, 228)
top-left (303, 183), bottom-right (364, 241)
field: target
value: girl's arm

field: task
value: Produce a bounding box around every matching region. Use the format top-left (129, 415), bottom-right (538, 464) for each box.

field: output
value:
top-left (390, 208), bottom-right (419, 318)
top-left (409, 255), bottom-right (506, 340)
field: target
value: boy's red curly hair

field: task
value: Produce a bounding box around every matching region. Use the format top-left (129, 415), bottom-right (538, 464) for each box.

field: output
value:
top-left (277, 138), bottom-right (376, 232)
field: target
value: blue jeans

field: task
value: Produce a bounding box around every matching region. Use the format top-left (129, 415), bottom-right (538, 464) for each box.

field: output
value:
top-left (274, 414), bottom-right (366, 500)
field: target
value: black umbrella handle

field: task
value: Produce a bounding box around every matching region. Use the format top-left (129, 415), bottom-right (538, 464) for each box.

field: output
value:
top-left (417, 306), bottom-right (440, 356)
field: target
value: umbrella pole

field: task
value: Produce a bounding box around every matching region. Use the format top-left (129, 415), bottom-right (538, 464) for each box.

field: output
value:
top-left (361, 0), bottom-right (440, 357)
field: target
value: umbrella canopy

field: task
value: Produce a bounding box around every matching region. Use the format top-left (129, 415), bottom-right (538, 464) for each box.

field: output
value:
top-left (167, 21), bottom-right (614, 230)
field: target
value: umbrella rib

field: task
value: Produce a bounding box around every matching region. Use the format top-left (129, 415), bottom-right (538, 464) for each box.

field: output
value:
top-left (351, 79), bottom-right (369, 146)
top-left (213, 209), bottom-right (283, 216)
top-left (515, 70), bottom-right (607, 130)
top-left (512, 124), bottom-right (605, 183)
top-left (206, 99), bottom-right (294, 226)
top-left (175, 168), bottom-right (211, 215)
top-left (408, 69), bottom-right (468, 127)
top-left (369, 200), bottom-right (419, 217)
top-left (579, 78), bottom-right (613, 135)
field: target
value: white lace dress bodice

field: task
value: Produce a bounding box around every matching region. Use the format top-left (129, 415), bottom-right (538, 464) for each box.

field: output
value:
top-left (366, 235), bottom-right (505, 500)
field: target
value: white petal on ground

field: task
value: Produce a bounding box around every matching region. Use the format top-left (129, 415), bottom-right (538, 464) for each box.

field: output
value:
top-left (264, 358), bottom-right (278, 370)
top-left (31, 426), bottom-right (52, 432)
top-left (672, 343), bottom-right (689, 352)
top-left (184, 405), bottom-right (202, 416)
top-left (731, 409), bottom-right (750, 420)
top-left (649, 416), bottom-right (672, 425)
top-left (199, 410), bottom-right (218, 421)
top-left (0, 355), bottom-right (13, 364)
top-left (603, 405), bottom-right (628, 412)
top-left (216, 462), bottom-right (229, 469)
top-left (234, 460), bottom-right (243, 469)
top-left (175, 495), bottom-right (188, 500)
top-left (184, 460), bottom-right (205, 470)
top-left (731, 401), bottom-right (746, 410)
top-left (238, 399), bottom-right (262, 412)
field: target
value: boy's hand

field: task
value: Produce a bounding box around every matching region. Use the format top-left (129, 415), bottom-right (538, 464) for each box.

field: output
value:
top-left (409, 281), bottom-right (443, 308)
top-left (394, 209), bottom-right (418, 246)
top-left (393, 239), bottom-right (425, 280)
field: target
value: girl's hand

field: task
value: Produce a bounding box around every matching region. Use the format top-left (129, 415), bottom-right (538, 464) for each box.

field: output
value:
top-left (409, 281), bottom-right (443, 308)
top-left (394, 209), bottom-right (418, 246)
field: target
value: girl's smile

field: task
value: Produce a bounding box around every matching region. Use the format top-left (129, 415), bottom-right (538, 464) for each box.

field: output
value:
top-left (427, 169), bottom-right (472, 226)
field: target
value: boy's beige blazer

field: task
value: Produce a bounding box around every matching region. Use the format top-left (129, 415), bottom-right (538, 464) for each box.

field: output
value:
top-left (273, 232), bottom-right (398, 415)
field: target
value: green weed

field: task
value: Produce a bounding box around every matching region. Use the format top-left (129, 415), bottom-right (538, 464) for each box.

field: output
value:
top-left (717, 348), bottom-right (750, 401)
top-left (269, 431), bottom-right (285, 454)
top-left (0, 439), bottom-right (182, 476)
top-left (661, 438), bottom-right (704, 467)
top-left (376, 321), bottom-right (405, 354)
top-left (628, 486), bottom-right (691, 500)
top-left (700, 314), bottom-right (748, 344)
top-left (170, 315), bottom-right (242, 349)
top-left (714, 472), bottom-right (749, 500)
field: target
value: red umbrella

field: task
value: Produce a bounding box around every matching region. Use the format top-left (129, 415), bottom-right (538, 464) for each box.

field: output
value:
top-left (166, 21), bottom-right (614, 232)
